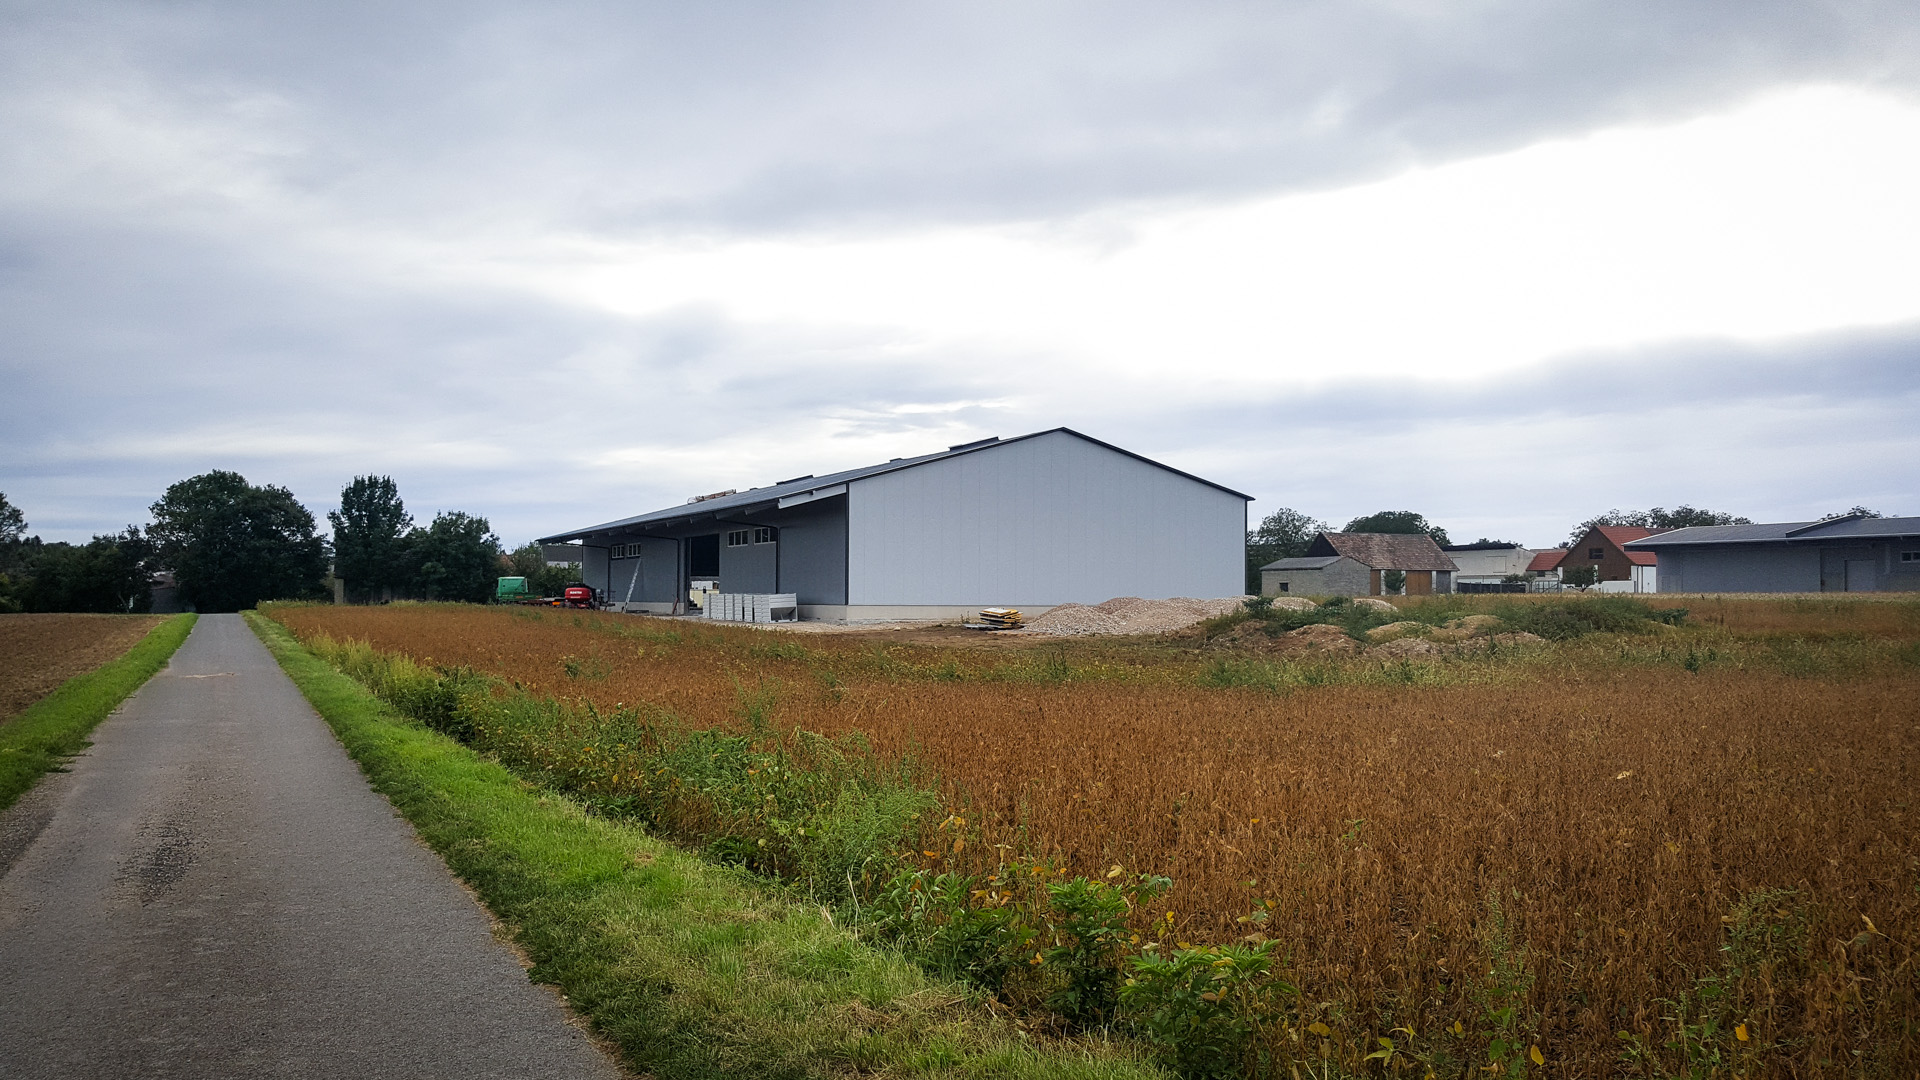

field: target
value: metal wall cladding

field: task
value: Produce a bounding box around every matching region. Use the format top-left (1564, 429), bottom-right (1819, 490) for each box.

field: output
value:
top-left (765, 498), bottom-right (848, 605)
top-left (845, 429), bottom-right (1245, 606)
top-left (1659, 545), bottom-right (1820, 593)
top-left (606, 536), bottom-right (681, 604)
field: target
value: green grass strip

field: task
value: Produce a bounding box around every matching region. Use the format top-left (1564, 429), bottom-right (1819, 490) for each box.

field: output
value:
top-left (0, 613), bottom-right (198, 814)
top-left (245, 612), bottom-right (1164, 1080)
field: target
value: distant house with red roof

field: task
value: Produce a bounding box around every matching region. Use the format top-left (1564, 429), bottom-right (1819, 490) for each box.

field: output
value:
top-left (1562, 524), bottom-right (1665, 592)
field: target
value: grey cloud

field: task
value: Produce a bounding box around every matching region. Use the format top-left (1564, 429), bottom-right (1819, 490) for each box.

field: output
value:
top-left (6, 0), bottom-right (1919, 550)
top-left (8, 1), bottom-right (1920, 235)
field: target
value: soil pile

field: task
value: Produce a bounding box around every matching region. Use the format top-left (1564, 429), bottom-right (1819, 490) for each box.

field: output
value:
top-left (1275, 623), bottom-right (1361, 654)
top-left (1021, 596), bottom-right (1247, 636)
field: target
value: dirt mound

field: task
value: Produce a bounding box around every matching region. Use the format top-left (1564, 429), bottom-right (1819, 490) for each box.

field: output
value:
top-left (1265, 597), bottom-right (1317, 611)
top-left (1351, 598), bottom-right (1396, 613)
top-left (1365, 620), bottom-right (1426, 643)
top-left (1022, 596), bottom-right (1248, 636)
top-left (1371, 636), bottom-right (1437, 658)
top-left (1272, 623), bottom-right (1360, 655)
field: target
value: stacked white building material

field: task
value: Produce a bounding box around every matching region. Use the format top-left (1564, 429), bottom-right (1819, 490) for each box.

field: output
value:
top-left (703, 593), bottom-right (799, 623)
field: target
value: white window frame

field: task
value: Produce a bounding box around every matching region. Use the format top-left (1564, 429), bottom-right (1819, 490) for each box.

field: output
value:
top-left (727, 529), bottom-right (751, 547)
top-left (753, 526), bottom-right (777, 544)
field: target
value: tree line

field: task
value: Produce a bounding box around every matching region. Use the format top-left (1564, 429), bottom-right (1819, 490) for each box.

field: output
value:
top-left (0, 474), bottom-right (573, 614)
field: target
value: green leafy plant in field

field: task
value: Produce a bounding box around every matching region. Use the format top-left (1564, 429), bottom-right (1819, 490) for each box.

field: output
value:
top-left (1123, 940), bottom-right (1291, 1079)
top-left (1473, 895), bottom-right (1539, 1077)
top-left (1044, 872), bottom-right (1173, 1028)
top-left (868, 866), bottom-right (1034, 994)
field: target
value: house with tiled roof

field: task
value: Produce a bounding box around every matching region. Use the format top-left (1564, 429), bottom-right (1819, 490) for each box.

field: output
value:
top-left (1260, 532), bottom-right (1458, 596)
top-left (1526, 549), bottom-right (1566, 575)
top-left (1563, 524), bottom-right (1665, 592)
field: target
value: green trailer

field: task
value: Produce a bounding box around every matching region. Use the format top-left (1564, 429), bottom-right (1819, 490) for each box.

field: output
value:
top-left (495, 576), bottom-right (532, 602)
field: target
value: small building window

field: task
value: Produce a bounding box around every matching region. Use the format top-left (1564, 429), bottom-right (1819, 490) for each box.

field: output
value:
top-left (1276, 582), bottom-right (1289, 592)
top-left (1589, 548), bottom-right (1604, 560)
top-left (1903, 550), bottom-right (1920, 563)
top-left (727, 530), bottom-right (750, 547)
top-left (611, 543), bottom-right (640, 559)
top-left (754, 526), bottom-right (777, 544)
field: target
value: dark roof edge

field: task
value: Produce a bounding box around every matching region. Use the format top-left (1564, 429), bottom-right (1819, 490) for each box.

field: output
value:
top-left (537, 427), bottom-right (1253, 542)
top-left (537, 499), bottom-right (784, 544)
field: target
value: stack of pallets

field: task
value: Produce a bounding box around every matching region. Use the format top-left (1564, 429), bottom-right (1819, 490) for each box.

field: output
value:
top-left (976, 607), bottom-right (1025, 630)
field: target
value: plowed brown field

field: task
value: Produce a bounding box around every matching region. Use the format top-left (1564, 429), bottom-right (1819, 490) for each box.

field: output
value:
top-left (0, 613), bottom-right (169, 722)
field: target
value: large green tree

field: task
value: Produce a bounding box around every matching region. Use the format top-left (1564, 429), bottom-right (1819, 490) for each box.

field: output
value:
top-left (1343, 510), bottom-right (1451, 547)
top-left (1565, 506), bottom-right (1752, 548)
top-left (148, 471), bottom-right (327, 612)
top-left (14, 529), bottom-right (154, 613)
top-left (1245, 507), bottom-right (1328, 593)
top-left (0, 492), bottom-right (23, 549)
top-left (408, 511), bottom-right (502, 603)
top-left (0, 492), bottom-right (30, 611)
top-left (328, 475), bottom-right (413, 602)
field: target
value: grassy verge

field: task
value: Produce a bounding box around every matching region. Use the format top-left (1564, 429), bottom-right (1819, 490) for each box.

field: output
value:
top-left (0, 613), bottom-right (196, 814)
top-left (244, 611), bottom-right (1164, 1080)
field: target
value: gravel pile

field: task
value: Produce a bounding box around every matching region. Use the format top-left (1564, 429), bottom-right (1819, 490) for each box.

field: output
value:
top-left (1020, 596), bottom-right (1248, 637)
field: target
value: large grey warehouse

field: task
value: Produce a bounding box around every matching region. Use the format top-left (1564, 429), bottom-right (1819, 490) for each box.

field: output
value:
top-left (538, 428), bottom-right (1251, 621)
top-left (1625, 512), bottom-right (1920, 593)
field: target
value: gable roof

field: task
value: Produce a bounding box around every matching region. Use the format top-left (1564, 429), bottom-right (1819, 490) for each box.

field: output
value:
top-left (1308, 532), bottom-right (1458, 571)
top-left (538, 427), bottom-right (1252, 543)
top-left (1259, 555), bottom-right (1351, 571)
top-left (1574, 525), bottom-right (1663, 565)
top-left (1625, 514), bottom-right (1920, 548)
top-left (1526, 549), bottom-right (1565, 572)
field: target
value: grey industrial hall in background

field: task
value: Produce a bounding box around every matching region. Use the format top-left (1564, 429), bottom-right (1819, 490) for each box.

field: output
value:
top-left (1625, 513), bottom-right (1920, 593)
top-left (539, 428), bottom-right (1252, 621)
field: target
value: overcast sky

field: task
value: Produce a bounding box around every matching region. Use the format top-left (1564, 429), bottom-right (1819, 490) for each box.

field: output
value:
top-left (4, 1), bottom-right (1918, 549)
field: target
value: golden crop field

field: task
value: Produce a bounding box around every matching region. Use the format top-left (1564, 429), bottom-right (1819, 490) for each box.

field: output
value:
top-left (268, 599), bottom-right (1920, 1073)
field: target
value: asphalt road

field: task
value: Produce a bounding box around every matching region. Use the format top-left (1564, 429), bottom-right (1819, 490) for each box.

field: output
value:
top-left (0, 614), bottom-right (624, 1080)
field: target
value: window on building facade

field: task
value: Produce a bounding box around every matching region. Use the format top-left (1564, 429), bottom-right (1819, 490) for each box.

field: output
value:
top-left (1903, 550), bottom-right (1920, 563)
top-left (1589, 548), bottom-right (1604, 560)
top-left (754, 526), bottom-right (777, 544)
top-left (727, 530), bottom-right (750, 547)
top-left (1276, 582), bottom-right (1289, 592)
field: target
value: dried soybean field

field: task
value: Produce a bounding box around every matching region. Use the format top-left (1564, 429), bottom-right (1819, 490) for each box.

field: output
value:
top-left (0, 613), bottom-right (169, 722)
top-left (268, 598), bottom-right (1920, 1072)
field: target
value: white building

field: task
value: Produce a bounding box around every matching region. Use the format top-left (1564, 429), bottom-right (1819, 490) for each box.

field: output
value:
top-left (540, 428), bottom-right (1252, 621)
